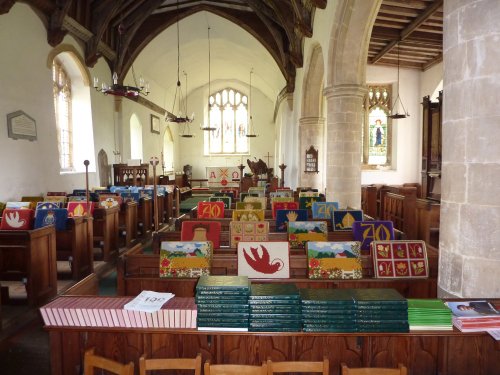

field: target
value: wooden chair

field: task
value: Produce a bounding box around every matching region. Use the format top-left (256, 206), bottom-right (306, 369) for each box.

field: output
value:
top-left (267, 358), bottom-right (329, 375)
top-left (204, 360), bottom-right (268, 375)
top-left (83, 347), bottom-right (134, 375)
top-left (340, 363), bottom-right (407, 375)
top-left (139, 353), bottom-right (202, 375)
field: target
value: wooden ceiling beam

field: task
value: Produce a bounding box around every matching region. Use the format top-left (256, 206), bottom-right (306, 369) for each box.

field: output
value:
top-left (47, 0), bottom-right (73, 46)
top-left (0, 0), bottom-right (15, 14)
top-left (85, 0), bottom-right (122, 67)
top-left (115, 0), bottom-right (165, 80)
top-left (371, 0), bottom-right (443, 64)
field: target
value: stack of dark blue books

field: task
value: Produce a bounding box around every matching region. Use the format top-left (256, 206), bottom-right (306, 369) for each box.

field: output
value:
top-left (300, 289), bottom-right (357, 332)
top-left (352, 289), bottom-right (409, 332)
top-left (248, 284), bottom-right (302, 332)
top-left (195, 276), bottom-right (250, 331)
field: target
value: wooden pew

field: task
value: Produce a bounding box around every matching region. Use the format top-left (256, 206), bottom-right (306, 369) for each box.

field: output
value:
top-left (152, 230), bottom-right (356, 252)
top-left (92, 206), bottom-right (119, 261)
top-left (61, 272), bottom-right (99, 295)
top-left (381, 190), bottom-right (440, 248)
top-left (116, 245), bottom-right (438, 298)
top-left (415, 198), bottom-right (440, 248)
top-left (137, 197), bottom-right (152, 238)
top-left (0, 225), bottom-right (57, 306)
top-left (56, 216), bottom-right (94, 280)
top-left (118, 201), bottom-right (138, 248)
top-left (361, 185), bottom-right (378, 218)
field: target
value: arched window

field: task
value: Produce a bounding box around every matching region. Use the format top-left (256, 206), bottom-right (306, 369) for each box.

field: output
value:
top-left (206, 88), bottom-right (248, 155)
top-left (362, 85), bottom-right (392, 167)
top-left (51, 49), bottom-right (96, 173)
top-left (162, 126), bottom-right (174, 173)
top-left (53, 60), bottom-right (73, 170)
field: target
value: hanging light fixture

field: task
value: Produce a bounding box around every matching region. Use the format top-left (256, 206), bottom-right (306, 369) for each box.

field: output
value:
top-left (180, 122), bottom-right (194, 138)
top-left (166, 1), bottom-right (194, 123)
top-left (388, 42), bottom-right (409, 119)
top-left (200, 26), bottom-right (217, 131)
top-left (246, 68), bottom-right (258, 138)
top-left (93, 23), bottom-right (150, 98)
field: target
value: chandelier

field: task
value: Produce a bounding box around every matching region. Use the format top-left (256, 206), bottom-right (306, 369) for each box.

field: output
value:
top-left (200, 26), bottom-right (217, 131)
top-left (93, 22), bottom-right (150, 98)
top-left (246, 68), bottom-right (258, 138)
top-left (166, 1), bottom-right (194, 124)
top-left (388, 42), bottom-right (409, 119)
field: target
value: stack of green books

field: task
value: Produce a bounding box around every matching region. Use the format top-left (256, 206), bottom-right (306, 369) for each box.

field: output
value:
top-left (352, 289), bottom-right (409, 332)
top-left (407, 299), bottom-right (452, 331)
top-left (300, 289), bottom-right (357, 332)
top-left (248, 284), bottom-right (302, 332)
top-left (195, 276), bottom-right (250, 331)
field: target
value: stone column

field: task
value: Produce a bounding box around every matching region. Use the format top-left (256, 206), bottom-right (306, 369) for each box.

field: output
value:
top-left (299, 116), bottom-right (325, 189)
top-left (439, 0), bottom-right (500, 297)
top-left (323, 84), bottom-right (366, 209)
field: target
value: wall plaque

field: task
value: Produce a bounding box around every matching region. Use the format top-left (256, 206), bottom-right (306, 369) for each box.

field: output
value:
top-left (304, 145), bottom-right (318, 173)
top-left (7, 110), bottom-right (37, 141)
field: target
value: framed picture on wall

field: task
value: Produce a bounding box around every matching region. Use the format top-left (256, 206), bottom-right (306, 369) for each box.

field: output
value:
top-left (151, 114), bottom-right (160, 134)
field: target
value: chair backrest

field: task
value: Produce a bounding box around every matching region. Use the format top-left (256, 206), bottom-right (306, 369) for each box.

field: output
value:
top-left (83, 347), bottom-right (134, 375)
top-left (204, 360), bottom-right (268, 375)
top-left (267, 358), bottom-right (329, 375)
top-left (340, 363), bottom-right (407, 375)
top-left (139, 353), bottom-right (202, 375)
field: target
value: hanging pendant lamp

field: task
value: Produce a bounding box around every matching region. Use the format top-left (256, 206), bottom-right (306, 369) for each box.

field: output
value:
top-left (246, 68), bottom-right (258, 138)
top-left (200, 26), bottom-right (217, 131)
top-left (388, 42), bottom-right (410, 120)
top-left (166, 1), bottom-right (194, 123)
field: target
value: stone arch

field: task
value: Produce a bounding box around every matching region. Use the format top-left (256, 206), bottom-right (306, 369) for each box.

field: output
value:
top-left (301, 44), bottom-right (325, 118)
top-left (299, 44), bottom-right (325, 189)
top-left (162, 125), bottom-right (175, 173)
top-left (323, 0), bottom-right (381, 208)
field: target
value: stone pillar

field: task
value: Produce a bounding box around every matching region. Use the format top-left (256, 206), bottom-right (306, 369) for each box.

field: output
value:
top-left (439, 0), bottom-right (500, 297)
top-left (323, 84), bottom-right (366, 209)
top-left (299, 116), bottom-right (325, 189)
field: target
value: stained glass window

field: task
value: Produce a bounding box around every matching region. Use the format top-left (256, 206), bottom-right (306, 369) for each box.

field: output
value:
top-left (363, 86), bottom-right (392, 167)
top-left (207, 88), bottom-right (248, 155)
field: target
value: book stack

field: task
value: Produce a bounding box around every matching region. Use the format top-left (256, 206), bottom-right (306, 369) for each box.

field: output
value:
top-left (352, 289), bottom-right (409, 332)
top-left (407, 299), bottom-right (452, 331)
top-left (300, 289), bottom-right (357, 332)
top-left (195, 275), bottom-right (250, 331)
top-left (445, 300), bottom-right (500, 332)
top-left (39, 296), bottom-right (197, 328)
top-left (248, 284), bottom-right (302, 332)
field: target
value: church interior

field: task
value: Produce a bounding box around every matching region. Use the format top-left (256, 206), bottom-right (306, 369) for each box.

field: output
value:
top-left (1, 0), bottom-right (500, 374)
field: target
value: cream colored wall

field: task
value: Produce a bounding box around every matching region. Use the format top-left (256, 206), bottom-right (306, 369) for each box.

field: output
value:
top-left (0, 3), bottom-right (109, 199)
top-left (361, 65), bottom-right (422, 185)
top-left (173, 78), bottom-right (276, 180)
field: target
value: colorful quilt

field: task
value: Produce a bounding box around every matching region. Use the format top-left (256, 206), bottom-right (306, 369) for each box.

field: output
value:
top-left (237, 241), bottom-right (290, 278)
top-left (197, 201), bottom-right (225, 218)
top-left (287, 221), bottom-right (328, 248)
top-left (332, 210), bottom-right (363, 231)
top-left (34, 208), bottom-right (68, 231)
top-left (371, 240), bottom-right (429, 278)
top-left (159, 241), bottom-right (212, 278)
top-left (307, 241), bottom-right (362, 279)
top-left (311, 202), bottom-right (339, 219)
top-left (352, 220), bottom-right (395, 251)
top-left (0, 208), bottom-right (34, 230)
top-left (230, 221), bottom-right (269, 247)
top-left (181, 221), bottom-right (222, 249)
top-left (232, 209), bottom-right (265, 221)
top-left (275, 209), bottom-right (308, 232)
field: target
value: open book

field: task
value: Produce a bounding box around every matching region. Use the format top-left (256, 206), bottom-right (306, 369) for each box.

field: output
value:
top-left (124, 290), bottom-right (175, 313)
